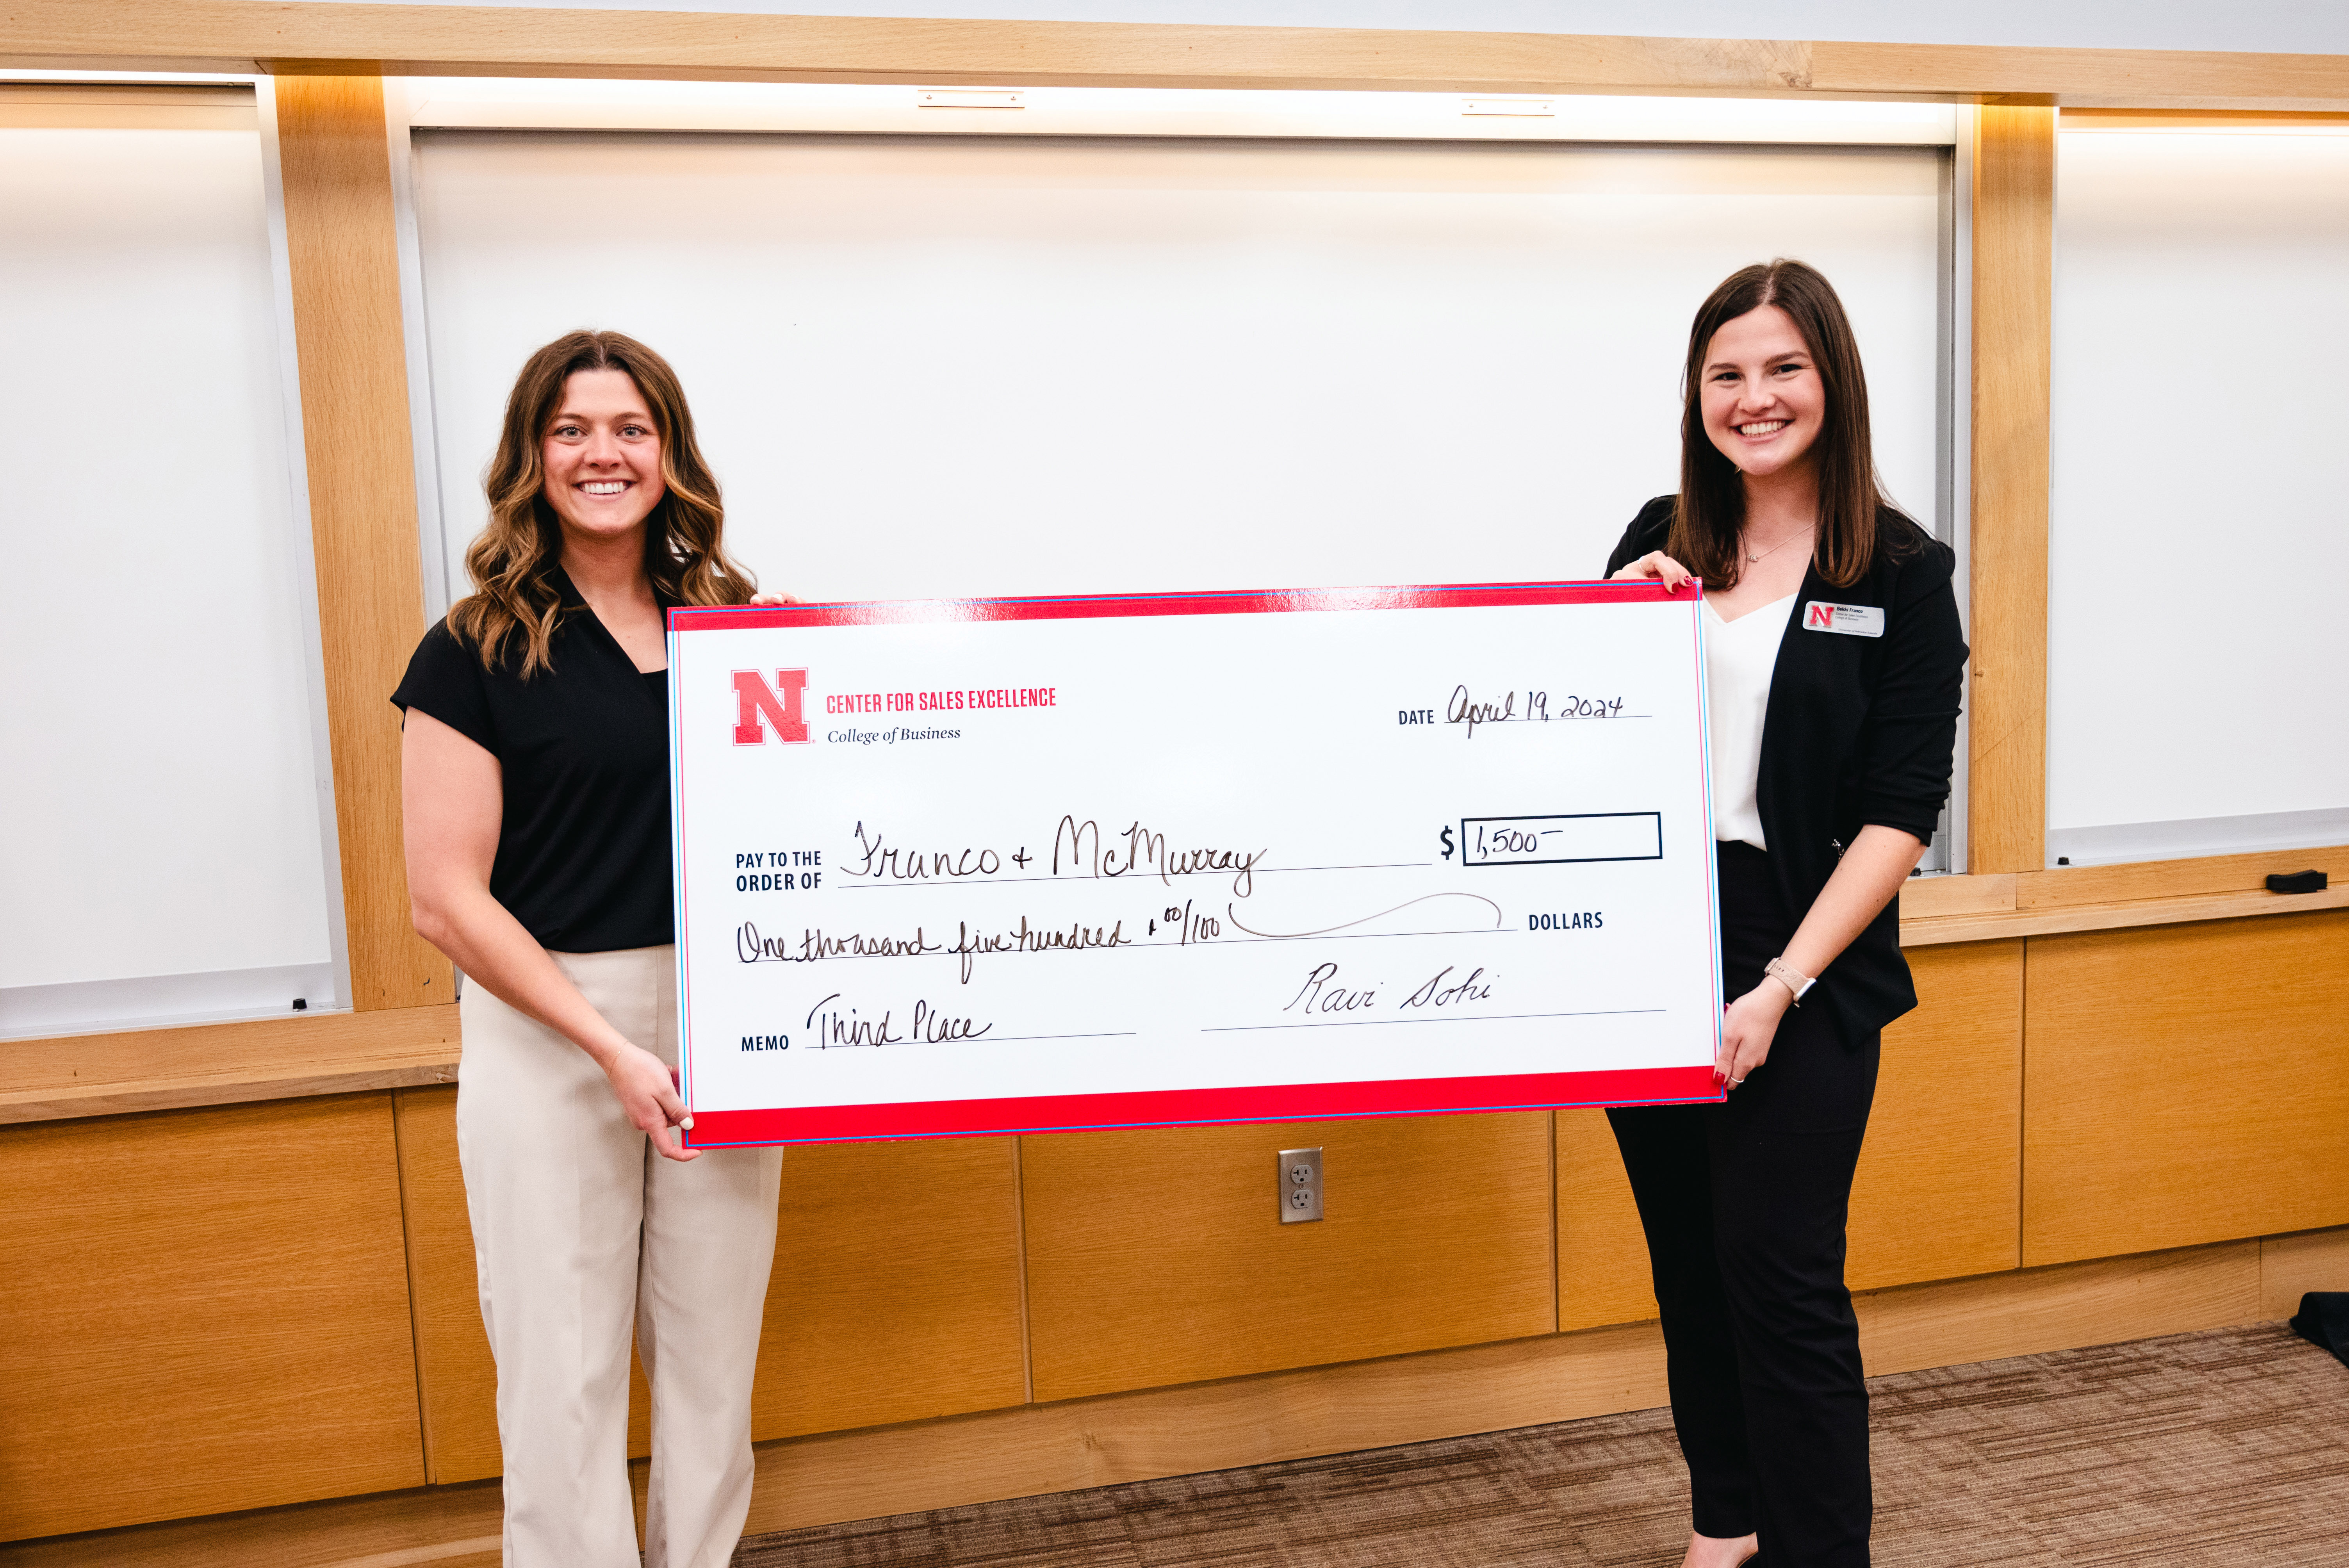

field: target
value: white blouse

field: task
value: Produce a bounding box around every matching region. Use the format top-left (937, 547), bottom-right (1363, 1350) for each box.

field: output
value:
top-left (1704, 591), bottom-right (1797, 851)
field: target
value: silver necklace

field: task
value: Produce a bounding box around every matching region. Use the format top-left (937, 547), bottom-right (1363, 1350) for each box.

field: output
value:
top-left (1744, 525), bottom-right (1815, 565)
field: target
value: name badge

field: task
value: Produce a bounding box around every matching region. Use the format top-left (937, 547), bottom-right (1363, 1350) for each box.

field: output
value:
top-left (1801, 601), bottom-right (1885, 638)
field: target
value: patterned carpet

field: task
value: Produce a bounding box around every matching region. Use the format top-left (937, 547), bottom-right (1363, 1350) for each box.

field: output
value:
top-left (735, 1323), bottom-right (2349, 1567)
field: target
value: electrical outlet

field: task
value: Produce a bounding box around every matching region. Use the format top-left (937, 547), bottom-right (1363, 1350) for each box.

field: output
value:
top-left (1278, 1146), bottom-right (1323, 1224)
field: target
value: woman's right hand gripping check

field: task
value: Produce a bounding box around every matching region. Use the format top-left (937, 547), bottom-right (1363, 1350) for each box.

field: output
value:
top-left (599, 1041), bottom-right (699, 1160)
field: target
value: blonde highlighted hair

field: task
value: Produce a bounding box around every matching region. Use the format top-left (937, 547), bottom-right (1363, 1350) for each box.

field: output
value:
top-left (448, 330), bottom-right (757, 675)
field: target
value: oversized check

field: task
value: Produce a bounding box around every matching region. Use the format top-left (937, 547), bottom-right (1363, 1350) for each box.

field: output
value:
top-left (667, 581), bottom-right (1723, 1147)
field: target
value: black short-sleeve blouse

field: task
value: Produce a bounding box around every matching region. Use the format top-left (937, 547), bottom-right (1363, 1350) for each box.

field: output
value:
top-left (391, 572), bottom-right (677, 953)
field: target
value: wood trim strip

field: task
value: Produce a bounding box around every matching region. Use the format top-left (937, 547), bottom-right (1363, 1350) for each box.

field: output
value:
top-left (2260, 1226), bottom-right (2349, 1320)
top-left (1808, 41), bottom-right (2349, 109)
top-left (4, 4), bottom-right (2349, 107)
top-left (725, 1321), bottom-right (1668, 1538)
top-left (702, 1236), bottom-right (2267, 1536)
top-left (1851, 1237), bottom-right (2262, 1377)
top-left (1964, 104), bottom-right (2053, 875)
top-left (273, 75), bottom-right (452, 1013)
top-left (5, 6), bottom-right (1815, 93)
top-left (0, 82), bottom-right (255, 129)
top-left (2059, 107), bottom-right (2349, 130)
top-left (0, 1480), bottom-right (505, 1568)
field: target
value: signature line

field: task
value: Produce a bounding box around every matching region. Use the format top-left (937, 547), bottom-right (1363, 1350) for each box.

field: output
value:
top-left (984, 1030), bottom-right (1137, 1043)
top-left (1223, 892), bottom-right (1502, 940)
top-left (1200, 1008), bottom-right (1666, 1033)
top-left (804, 1029), bottom-right (1135, 1050)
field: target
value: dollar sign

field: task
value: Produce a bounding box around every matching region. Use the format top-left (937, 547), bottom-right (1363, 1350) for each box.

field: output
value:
top-left (1439, 825), bottom-right (1454, 861)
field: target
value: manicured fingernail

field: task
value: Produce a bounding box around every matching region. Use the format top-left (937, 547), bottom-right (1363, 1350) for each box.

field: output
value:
top-left (681, 1115), bottom-right (694, 1128)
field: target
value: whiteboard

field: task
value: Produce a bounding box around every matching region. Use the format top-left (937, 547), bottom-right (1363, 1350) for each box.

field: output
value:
top-left (2050, 127), bottom-right (2349, 865)
top-left (0, 110), bottom-right (342, 1037)
top-left (411, 132), bottom-right (1947, 612)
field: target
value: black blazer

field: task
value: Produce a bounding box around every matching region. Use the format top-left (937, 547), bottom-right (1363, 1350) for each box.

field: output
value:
top-left (1606, 496), bottom-right (1967, 1042)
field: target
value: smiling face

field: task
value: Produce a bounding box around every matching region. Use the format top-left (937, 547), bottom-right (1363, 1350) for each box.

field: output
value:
top-left (539, 368), bottom-right (666, 546)
top-left (1698, 303), bottom-right (1827, 481)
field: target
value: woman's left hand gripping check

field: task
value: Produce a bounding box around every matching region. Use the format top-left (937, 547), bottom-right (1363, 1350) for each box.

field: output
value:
top-left (1718, 981), bottom-right (1795, 1089)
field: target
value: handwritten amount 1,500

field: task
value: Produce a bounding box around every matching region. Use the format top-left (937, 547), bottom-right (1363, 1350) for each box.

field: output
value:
top-left (1447, 686), bottom-right (1625, 739)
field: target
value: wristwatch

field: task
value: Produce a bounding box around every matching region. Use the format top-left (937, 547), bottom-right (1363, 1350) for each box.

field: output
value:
top-left (1764, 957), bottom-right (1816, 1006)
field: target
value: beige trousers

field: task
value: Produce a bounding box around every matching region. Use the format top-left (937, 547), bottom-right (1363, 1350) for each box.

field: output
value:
top-left (458, 945), bottom-right (784, 1568)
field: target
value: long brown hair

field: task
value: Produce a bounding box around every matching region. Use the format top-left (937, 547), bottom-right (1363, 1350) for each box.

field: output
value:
top-left (1666, 259), bottom-right (1902, 590)
top-left (448, 330), bottom-right (757, 675)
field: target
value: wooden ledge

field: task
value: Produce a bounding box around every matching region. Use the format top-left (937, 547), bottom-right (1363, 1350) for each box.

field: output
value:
top-left (0, 1005), bottom-right (459, 1126)
top-left (1899, 843), bottom-right (2346, 947)
top-left (5, 843), bottom-right (2342, 1123)
top-left (1902, 882), bottom-right (2349, 947)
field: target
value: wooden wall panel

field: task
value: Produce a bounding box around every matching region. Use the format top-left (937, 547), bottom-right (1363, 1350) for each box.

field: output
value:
top-left (392, 1086), bottom-right (501, 1484)
top-left (399, 1084), bottom-right (656, 1476)
top-left (1554, 1108), bottom-right (1656, 1331)
top-left (273, 73), bottom-right (449, 1012)
top-left (1966, 104), bottom-right (2054, 875)
top-left (1023, 1114), bottom-right (1554, 1403)
top-left (1552, 942), bottom-right (2024, 1316)
top-left (750, 1136), bottom-right (1029, 1441)
top-left (0, 1096), bottom-right (424, 1539)
top-left (2023, 911), bottom-right (2349, 1265)
top-left (394, 1091), bottom-right (1030, 1483)
top-left (1848, 940), bottom-right (2023, 1289)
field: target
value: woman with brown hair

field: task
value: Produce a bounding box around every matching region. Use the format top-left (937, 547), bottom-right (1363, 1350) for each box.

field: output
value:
top-left (393, 330), bottom-right (782, 1568)
top-left (1605, 260), bottom-right (1966, 1567)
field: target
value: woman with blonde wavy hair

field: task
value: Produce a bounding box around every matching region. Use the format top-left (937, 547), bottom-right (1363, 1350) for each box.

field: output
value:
top-left (393, 330), bottom-right (783, 1568)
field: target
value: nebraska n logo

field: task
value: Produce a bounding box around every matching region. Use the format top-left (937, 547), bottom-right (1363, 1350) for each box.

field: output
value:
top-left (1807, 602), bottom-right (1836, 630)
top-left (732, 669), bottom-right (810, 745)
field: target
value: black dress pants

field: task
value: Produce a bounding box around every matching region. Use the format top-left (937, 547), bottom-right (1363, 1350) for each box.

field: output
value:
top-left (1607, 841), bottom-right (1880, 1567)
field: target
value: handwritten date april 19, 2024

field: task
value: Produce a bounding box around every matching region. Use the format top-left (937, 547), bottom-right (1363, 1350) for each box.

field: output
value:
top-left (1445, 685), bottom-right (1625, 739)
